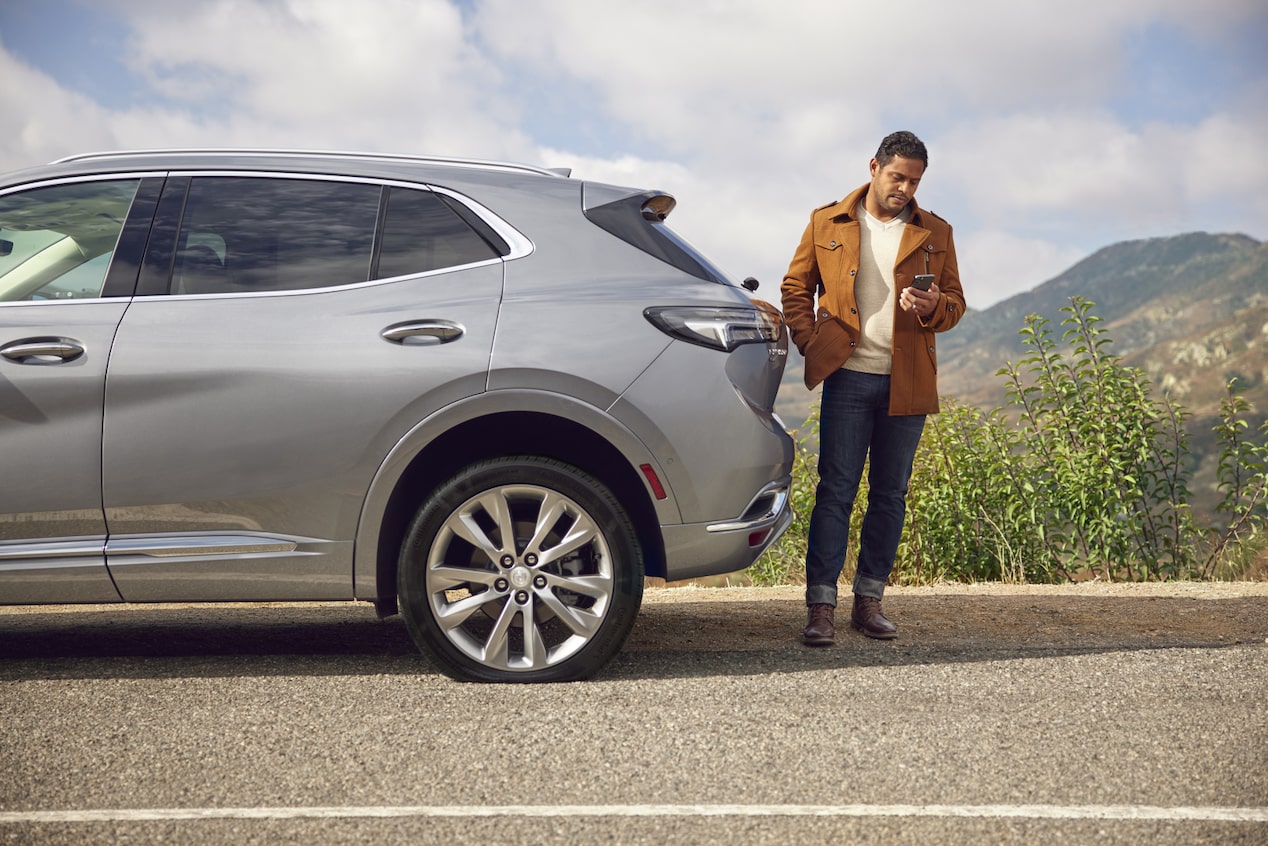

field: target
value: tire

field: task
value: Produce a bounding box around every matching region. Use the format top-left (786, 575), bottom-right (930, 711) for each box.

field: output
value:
top-left (397, 456), bottom-right (644, 682)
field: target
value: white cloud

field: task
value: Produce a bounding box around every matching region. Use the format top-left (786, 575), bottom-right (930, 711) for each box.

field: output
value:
top-left (1, 0), bottom-right (1265, 310)
top-left (939, 103), bottom-right (1268, 233)
top-left (1178, 112), bottom-right (1268, 230)
top-left (470, 0), bottom-right (1268, 305)
top-left (0, 50), bottom-right (121, 166)
top-left (956, 230), bottom-right (1088, 310)
top-left (58, 0), bottom-right (533, 159)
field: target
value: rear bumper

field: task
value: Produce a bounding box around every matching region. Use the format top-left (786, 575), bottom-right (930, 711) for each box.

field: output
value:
top-left (660, 478), bottom-right (794, 581)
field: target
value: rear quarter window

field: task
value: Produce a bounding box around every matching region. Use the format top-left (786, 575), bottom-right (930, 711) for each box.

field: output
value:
top-left (374, 187), bottom-right (502, 279)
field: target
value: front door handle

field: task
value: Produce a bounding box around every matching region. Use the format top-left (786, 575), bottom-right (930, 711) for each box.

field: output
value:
top-left (0, 337), bottom-right (86, 364)
top-left (381, 321), bottom-right (465, 346)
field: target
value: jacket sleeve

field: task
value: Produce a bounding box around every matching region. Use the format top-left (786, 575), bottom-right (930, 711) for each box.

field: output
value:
top-left (780, 215), bottom-right (821, 355)
top-left (922, 223), bottom-right (966, 333)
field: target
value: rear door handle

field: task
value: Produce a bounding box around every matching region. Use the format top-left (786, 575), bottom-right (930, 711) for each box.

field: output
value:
top-left (381, 321), bottom-right (465, 346)
top-left (0, 337), bottom-right (86, 364)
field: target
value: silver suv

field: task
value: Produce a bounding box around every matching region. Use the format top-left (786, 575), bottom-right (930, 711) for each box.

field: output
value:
top-left (0, 150), bottom-right (793, 682)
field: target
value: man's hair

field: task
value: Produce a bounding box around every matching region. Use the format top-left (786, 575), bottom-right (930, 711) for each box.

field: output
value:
top-left (875, 131), bottom-right (928, 168)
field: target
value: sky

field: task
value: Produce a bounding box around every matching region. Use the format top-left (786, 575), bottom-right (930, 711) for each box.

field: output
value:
top-left (1, 0), bottom-right (1265, 309)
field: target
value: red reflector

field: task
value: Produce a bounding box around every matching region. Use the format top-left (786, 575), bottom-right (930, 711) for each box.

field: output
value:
top-left (748, 529), bottom-right (771, 547)
top-left (639, 464), bottom-right (667, 500)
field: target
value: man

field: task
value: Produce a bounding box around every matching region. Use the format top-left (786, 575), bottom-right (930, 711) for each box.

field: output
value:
top-left (780, 131), bottom-right (966, 645)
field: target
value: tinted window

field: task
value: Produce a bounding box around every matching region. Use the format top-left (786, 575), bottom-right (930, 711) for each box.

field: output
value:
top-left (375, 187), bottom-right (500, 279)
top-left (174, 177), bottom-right (380, 294)
top-left (0, 179), bottom-right (140, 302)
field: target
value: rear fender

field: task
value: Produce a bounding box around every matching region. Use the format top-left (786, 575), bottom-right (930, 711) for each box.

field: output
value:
top-left (353, 389), bottom-right (677, 603)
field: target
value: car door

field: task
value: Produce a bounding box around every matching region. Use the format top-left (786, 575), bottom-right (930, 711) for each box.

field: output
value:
top-left (101, 174), bottom-right (508, 601)
top-left (0, 176), bottom-right (160, 603)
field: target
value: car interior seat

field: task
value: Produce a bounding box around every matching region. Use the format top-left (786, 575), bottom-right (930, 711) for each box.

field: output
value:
top-left (175, 244), bottom-right (228, 294)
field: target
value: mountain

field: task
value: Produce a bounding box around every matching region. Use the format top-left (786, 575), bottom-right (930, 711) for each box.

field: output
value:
top-left (775, 233), bottom-right (1268, 453)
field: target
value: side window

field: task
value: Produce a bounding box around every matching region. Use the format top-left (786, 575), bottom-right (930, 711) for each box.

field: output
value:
top-left (374, 187), bottom-right (501, 280)
top-left (174, 177), bottom-right (380, 295)
top-left (0, 179), bottom-right (140, 302)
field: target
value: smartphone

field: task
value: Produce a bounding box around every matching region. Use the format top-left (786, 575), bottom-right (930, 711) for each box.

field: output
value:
top-left (912, 274), bottom-right (935, 291)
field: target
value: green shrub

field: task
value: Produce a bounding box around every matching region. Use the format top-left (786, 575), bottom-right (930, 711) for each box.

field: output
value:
top-left (746, 297), bottom-right (1268, 586)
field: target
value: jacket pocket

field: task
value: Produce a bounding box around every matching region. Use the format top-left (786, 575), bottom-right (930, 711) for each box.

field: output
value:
top-left (802, 314), bottom-right (857, 388)
top-left (923, 330), bottom-right (938, 374)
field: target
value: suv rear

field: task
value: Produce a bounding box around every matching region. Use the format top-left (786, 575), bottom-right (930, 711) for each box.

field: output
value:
top-left (0, 150), bottom-right (793, 682)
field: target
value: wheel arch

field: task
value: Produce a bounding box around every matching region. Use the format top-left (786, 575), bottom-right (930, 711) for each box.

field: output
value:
top-left (356, 398), bottom-right (670, 615)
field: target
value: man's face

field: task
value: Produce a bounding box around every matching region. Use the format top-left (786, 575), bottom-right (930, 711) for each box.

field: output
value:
top-left (868, 155), bottom-right (925, 218)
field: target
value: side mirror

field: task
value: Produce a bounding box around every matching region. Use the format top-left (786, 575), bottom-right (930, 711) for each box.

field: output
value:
top-left (0, 239), bottom-right (12, 257)
top-left (742, 276), bottom-right (759, 292)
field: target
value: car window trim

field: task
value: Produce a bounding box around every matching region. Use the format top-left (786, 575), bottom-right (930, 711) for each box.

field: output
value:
top-left (0, 171), bottom-right (169, 199)
top-left (428, 185), bottom-right (532, 260)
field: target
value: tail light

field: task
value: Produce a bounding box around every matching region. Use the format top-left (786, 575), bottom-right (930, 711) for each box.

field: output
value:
top-left (644, 305), bottom-right (782, 352)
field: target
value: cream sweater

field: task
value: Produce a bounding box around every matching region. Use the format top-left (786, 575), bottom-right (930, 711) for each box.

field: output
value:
top-left (844, 203), bottom-right (909, 374)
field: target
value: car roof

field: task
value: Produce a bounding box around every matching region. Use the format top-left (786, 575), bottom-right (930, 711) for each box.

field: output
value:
top-left (1, 149), bottom-right (574, 190)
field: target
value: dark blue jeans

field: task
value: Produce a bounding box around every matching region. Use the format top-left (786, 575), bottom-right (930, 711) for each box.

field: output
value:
top-left (805, 369), bottom-right (926, 607)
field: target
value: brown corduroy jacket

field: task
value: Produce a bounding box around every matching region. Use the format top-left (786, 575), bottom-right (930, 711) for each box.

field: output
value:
top-left (779, 182), bottom-right (966, 415)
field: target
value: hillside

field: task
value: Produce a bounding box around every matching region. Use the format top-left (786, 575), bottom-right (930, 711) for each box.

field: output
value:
top-left (774, 232), bottom-right (1268, 489)
top-left (936, 232), bottom-right (1268, 411)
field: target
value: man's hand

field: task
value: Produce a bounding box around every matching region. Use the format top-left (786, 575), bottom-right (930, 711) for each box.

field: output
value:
top-left (900, 283), bottom-right (940, 319)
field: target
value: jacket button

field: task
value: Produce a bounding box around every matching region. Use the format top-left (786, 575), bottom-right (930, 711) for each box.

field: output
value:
top-left (850, 269), bottom-right (856, 276)
top-left (850, 308), bottom-right (857, 314)
top-left (850, 341), bottom-right (856, 347)
top-left (829, 241), bottom-right (837, 247)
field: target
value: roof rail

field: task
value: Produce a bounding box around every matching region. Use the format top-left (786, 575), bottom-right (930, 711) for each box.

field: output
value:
top-left (51, 148), bottom-right (570, 178)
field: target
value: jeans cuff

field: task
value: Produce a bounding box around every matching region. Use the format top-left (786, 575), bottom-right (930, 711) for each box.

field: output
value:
top-left (805, 584), bottom-right (839, 607)
top-left (852, 574), bottom-right (886, 600)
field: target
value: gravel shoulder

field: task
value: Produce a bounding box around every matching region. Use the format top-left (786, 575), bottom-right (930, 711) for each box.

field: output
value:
top-left (2, 581), bottom-right (1265, 665)
top-left (630, 581), bottom-right (1268, 655)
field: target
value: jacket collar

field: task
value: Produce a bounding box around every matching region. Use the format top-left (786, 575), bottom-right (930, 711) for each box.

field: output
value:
top-left (827, 182), bottom-right (926, 226)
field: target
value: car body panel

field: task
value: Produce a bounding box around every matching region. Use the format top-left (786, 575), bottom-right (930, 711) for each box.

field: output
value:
top-left (611, 337), bottom-right (793, 523)
top-left (101, 264), bottom-right (503, 601)
top-left (0, 302), bottom-right (127, 602)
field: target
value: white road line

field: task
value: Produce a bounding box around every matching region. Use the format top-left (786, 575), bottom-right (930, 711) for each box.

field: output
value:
top-left (1, 804), bottom-right (1266, 824)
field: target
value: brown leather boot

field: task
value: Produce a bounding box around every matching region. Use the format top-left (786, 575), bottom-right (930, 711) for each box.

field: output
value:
top-left (851, 594), bottom-right (897, 639)
top-left (803, 603), bottom-right (835, 646)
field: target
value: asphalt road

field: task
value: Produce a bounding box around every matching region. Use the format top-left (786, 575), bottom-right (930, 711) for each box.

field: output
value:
top-left (1, 585), bottom-right (1266, 845)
